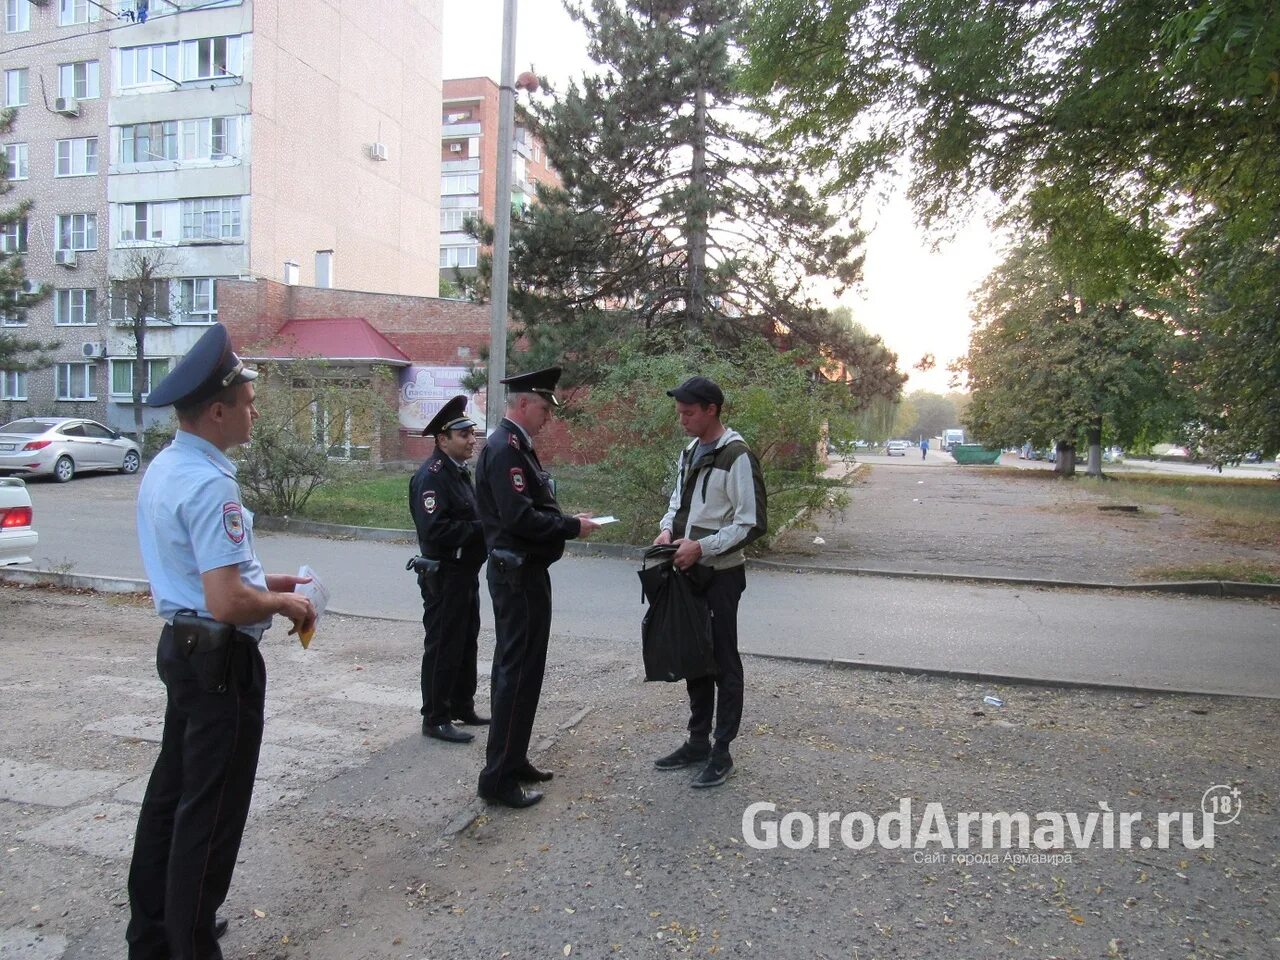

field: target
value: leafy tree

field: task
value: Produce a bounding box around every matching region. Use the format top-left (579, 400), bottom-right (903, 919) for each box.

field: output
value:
top-left (569, 335), bottom-right (853, 543)
top-left (232, 360), bottom-right (397, 516)
top-left (903, 390), bottom-right (958, 440)
top-left (957, 242), bottom-right (1187, 476)
top-left (0, 109), bottom-right (55, 375)
top-left (505, 0), bottom-right (902, 409)
top-left (741, 0), bottom-right (1280, 459)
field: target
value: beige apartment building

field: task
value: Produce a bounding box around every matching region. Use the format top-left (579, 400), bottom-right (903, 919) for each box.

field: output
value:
top-left (438, 76), bottom-right (559, 287)
top-left (1, 0), bottom-right (443, 434)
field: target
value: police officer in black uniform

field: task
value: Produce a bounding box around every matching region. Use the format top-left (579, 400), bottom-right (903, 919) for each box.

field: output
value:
top-left (475, 367), bottom-right (600, 808)
top-left (409, 395), bottom-right (489, 744)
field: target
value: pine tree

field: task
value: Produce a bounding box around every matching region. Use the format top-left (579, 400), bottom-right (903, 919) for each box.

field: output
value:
top-left (506, 0), bottom-right (902, 404)
top-left (0, 109), bottom-right (55, 373)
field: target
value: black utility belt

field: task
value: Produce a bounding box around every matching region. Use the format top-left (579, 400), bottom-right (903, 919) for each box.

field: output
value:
top-left (170, 610), bottom-right (255, 695)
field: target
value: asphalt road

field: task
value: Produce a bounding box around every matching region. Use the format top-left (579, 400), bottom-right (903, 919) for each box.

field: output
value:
top-left (14, 471), bottom-right (1280, 698)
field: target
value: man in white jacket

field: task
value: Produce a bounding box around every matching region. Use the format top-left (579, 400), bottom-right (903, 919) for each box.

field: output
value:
top-left (652, 376), bottom-right (767, 787)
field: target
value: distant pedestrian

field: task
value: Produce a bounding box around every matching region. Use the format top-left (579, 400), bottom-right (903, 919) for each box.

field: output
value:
top-left (652, 376), bottom-right (767, 789)
top-left (921, 437), bottom-right (929, 460)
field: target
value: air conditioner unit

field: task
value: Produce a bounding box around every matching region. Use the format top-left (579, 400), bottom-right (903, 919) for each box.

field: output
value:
top-left (369, 142), bottom-right (388, 161)
top-left (53, 97), bottom-right (80, 117)
top-left (81, 342), bottom-right (105, 359)
top-left (449, 143), bottom-right (463, 153)
top-left (54, 249), bottom-right (78, 268)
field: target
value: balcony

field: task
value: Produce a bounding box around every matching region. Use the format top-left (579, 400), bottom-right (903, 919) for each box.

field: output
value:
top-left (442, 158), bottom-right (480, 173)
top-left (442, 122), bottom-right (482, 138)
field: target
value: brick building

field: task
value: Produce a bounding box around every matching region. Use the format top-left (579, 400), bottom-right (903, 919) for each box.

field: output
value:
top-left (1, 0), bottom-right (444, 434)
top-left (438, 76), bottom-right (560, 283)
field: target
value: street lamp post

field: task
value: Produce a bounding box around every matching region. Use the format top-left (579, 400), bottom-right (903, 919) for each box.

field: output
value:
top-left (486, 0), bottom-right (519, 435)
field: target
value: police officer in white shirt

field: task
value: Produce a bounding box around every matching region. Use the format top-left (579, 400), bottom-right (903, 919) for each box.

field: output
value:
top-left (126, 323), bottom-right (315, 960)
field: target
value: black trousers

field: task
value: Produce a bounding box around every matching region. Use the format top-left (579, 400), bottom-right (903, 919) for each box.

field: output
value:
top-left (127, 625), bottom-right (266, 960)
top-left (686, 565), bottom-right (746, 752)
top-left (419, 564), bottom-right (481, 725)
top-left (479, 561), bottom-right (552, 795)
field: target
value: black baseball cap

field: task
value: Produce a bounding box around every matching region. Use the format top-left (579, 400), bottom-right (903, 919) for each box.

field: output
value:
top-left (667, 376), bottom-right (724, 408)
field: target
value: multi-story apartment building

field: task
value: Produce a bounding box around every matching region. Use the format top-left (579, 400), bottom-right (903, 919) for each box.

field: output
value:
top-left (1, 0), bottom-right (443, 434)
top-left (438, 76), bottom-right (559, 288)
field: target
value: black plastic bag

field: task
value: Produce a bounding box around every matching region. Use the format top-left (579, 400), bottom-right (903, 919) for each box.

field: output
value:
top-left (637, 545), bottom-right (716, 682)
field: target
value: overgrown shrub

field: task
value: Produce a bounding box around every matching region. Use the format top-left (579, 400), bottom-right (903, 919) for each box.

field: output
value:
top-left (565, 337), bottom-right (854, 545)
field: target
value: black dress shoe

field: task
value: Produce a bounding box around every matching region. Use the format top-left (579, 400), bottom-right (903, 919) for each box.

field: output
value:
top-left (215, 917), bottom-right (229, 940)
top-left (454, 711), bottom-right (491, 726)
top-left (479, 782), bottom-right (543, 809)
top-left (514, 762), bottom-right (554, 782)
top-left (423, 721), bottom-right (474, 744)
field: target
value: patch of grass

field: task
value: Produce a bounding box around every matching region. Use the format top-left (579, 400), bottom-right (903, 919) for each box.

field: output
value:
top-left (1137, 562), bottom-right (1280, 585)
top-left (1079, 474), bottom-right (1280, 546)
top-left (296, 470), bottom-right (413, 529)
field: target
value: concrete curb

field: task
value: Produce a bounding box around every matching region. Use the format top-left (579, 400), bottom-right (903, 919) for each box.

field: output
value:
top-left (748, 652), bottom-right (1279, 701)
top-left (0, 568), bottom-right (150, 594)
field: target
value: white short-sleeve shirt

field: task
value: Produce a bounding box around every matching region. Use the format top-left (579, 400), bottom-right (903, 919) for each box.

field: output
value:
top-left (136, 430), bottom-right (270, 630)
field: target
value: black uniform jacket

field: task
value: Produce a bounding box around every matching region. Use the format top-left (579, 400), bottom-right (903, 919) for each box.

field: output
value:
top-left (475, 418), bottom-right (580, 565)
top-left (409, 448), bottom-right (487, 568)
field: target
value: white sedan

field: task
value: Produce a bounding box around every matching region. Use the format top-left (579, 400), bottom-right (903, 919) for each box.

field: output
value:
top-left (0, 476), bottom-right (37, 566)
top-left (0, 418), bottom-right (142, 483)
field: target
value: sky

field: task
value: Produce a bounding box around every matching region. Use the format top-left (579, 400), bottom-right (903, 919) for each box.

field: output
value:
top-left (441, 0), bottom-right (1003, 395)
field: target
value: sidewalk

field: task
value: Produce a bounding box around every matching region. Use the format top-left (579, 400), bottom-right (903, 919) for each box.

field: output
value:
top-left (769, 458), bottom-right (1280, 585)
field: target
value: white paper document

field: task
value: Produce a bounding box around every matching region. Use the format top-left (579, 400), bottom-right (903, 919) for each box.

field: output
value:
top-left (591, 516), bottom-right (620, 525)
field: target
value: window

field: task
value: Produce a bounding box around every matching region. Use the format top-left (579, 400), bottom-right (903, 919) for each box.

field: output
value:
top-left (0, 309), bottom-right (26, 327)
top-left (1, 371), bottom-right (26, 401)
top-left (2, 143), bottom-right (26, 180)
top-left (56, 362), bottom-right (96, 401)
top-left (442, 173), bottom-right (480, 195)
top-left (55, 289), bottom-right (95, 326)
top-left (58, 0), bottom-right (101, 25)
top-left (180, 116), bottom-right (240, 160)
top-left (439, 245), bottom-right (478, 269)
top-left (119, 43), bottom-right (179, 88)
top-left (110, 278), bottom-right (170, 321)
top-left (440, 208), bottom-right (481, 233)
top-left (181, 197), bottom-right (242, 242)
top-left (117, 201), bottom-right (178, 243)
top-left (55, 138), bottom-right (98, 177)
top-left (0, 217), bottom-right (27, 254)
top-left (4, 0), bottom-right (29, 33)
top-left (183, 36), bottom-right (243, 80)
top-left (3, 68), bottom-right (27, 107)
top-left (58, 61), bottom-right (100, 101)
top-left (111, 358), bottom-right (170, 399)
top-left (56, 213), bottom-right (98, 252)
top-left (175, 278), bottom-right (217, 322)
top-left (120, 122), bottom-right (178, 163)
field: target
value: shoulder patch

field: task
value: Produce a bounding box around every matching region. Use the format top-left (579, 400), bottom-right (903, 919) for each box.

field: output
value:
top-left (222, 501), bottom-right (245, 544)
top-left (429, 459), bottom-right (443, 473)
top-left (508, 433), bottom-right (520, 449)
top-left (509, 467), bottom-right (526, 493)
top-left (423, 491), bottom-right (437, 514)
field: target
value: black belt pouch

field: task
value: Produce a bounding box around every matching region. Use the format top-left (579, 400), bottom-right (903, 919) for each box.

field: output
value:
top-left (489, 548), bottom-right (526, 587)
top-left (172, 610), bottom-right (237, 694)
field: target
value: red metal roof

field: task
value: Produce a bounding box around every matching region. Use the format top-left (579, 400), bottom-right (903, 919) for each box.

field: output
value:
top-left (247, 318), bottom-right (412, 365)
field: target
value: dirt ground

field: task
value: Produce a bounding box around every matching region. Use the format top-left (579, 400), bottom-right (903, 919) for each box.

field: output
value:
top-left (1, 584), bottom-right (1276, 959)
top-left (769, 463), bottom-right (1280, 583)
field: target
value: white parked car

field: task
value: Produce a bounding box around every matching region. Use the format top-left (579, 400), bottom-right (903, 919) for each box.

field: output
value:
top-left (886, 440), bottom-right (910, 456)
top-left (0, 418), bottom-right (142, 483)
top-left (0, 476), bottom-right (37, 566)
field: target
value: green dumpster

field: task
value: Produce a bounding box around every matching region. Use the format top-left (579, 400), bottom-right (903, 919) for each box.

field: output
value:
top-left (950, 444), bottom-right (1003, 465)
